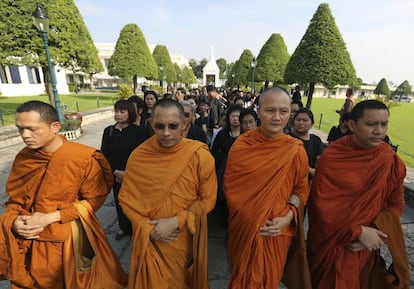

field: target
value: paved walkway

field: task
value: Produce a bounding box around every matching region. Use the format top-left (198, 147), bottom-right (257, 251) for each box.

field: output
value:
top-left (0, 110), bottom-right (412, 288)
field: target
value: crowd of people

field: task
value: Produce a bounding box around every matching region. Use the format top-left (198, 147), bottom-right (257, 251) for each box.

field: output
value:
top-left (0, 84), bottom-right (409, 289)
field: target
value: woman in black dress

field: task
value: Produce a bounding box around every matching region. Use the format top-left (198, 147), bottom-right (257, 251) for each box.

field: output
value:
top-left (289, 108), bottom-right (325, 182)
top-left (101, 100), bottom-right (146, 240)
top-left (211, 105), bottom-right (243, 224)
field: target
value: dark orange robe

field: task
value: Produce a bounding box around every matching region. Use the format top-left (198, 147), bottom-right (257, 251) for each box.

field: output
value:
top-left (307, 136), bottom-right (407, 289)
top-left (0, 138), bottom-right (125, 289)
top-left (224, 129), bottom-right (310, 289)
top-left (118, 136), bottom-right (217, 289)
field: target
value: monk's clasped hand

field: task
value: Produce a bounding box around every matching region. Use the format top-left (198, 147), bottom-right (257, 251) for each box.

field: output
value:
top-left (259, 210), bottom-right (294, 237)
top-left (357, 225), bottom-right (388, 251)
top-left (12, 215), bottom-right (43, 239)
top-left (148, 217), bottom-right (180, 242)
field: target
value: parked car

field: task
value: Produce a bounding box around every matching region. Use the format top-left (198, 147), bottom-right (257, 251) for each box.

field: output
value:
top-left (393, 95), bottom-right (412, 102)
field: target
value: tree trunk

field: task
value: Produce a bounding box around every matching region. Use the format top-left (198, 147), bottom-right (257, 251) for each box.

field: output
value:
top-left (306, 82), bottom-right (315, 109)
top-left (132, 75), bottom-right (138, 94)
top-left (42, 66), bottom-right (55, 107)
top-left (89, 73), bottom-right (94, 90)
top-left (264, 80), bottom-right (269, 88)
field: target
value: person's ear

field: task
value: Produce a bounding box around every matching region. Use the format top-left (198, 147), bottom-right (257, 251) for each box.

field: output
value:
top-left (183, 117), bottom-right (190, 129)
top-left (51, 121), bottom-right (61, 134)
top-left (348, 119), bottom-right (356, 132)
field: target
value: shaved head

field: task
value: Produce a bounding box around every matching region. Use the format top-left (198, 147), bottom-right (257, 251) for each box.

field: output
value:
top-left (258, 87), bottom-right (290, 106)
top-left (258, 87), bottom-right (291, 139)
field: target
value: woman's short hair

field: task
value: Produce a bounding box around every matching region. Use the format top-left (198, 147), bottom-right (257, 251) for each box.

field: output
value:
top-left (293, 107), bottom-right (314, 124)
top-left (239, 108), bottom-right (259, 125)
top-left (128, 95), bottom-right (145, 110)
top-left (114, 99), bottom-right (137, 124)
top-left (224, 105), bottom-right (243, 132)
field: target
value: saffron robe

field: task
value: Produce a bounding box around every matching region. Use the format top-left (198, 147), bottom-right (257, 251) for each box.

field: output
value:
top-left (0, 138), bottom-right (126, 289)
top-left (307, 136), bottom-right (407, 289)
top-left (224, 129), bottom-right (310, 289)
top-left (118, 136), bottom-right (217, 289)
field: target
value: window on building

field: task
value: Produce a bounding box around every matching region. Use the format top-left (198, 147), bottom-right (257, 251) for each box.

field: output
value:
top-left (9, 65), bottom-right (22, 83)
top-left (34, 67), bottom-right (41, 83)
top-left (104, 58), bottom-right (110, 69)
top-left (26, 66), bottom-right (41, 84)
top-left (0, 64), bottom-right (8, 83)
top-left (27, 66), bottom-right (34, 84)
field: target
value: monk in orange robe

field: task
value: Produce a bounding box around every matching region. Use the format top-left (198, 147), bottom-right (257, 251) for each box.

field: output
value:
top-left (0, 101), bottom-right (127, 289)
top-left (307, 100), bottom-right (409, 289)
top-left (119, 99), bottom-right (217, 289)
top-left (224, 87), bottom-right (311, 289)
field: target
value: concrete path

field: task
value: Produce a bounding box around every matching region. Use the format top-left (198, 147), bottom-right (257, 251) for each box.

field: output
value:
top-left (0, 110), bottom-right (412, 289)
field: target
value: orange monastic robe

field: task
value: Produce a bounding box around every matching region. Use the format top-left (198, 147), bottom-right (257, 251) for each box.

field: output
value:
top-left (224, 129), bottom-right (309, 289)
top-left (119, 136), bottom-right (217, 289)
top-left (0, 138), bottom-right (125, 289)
top-left (307, 136), bottom-right (407, 289)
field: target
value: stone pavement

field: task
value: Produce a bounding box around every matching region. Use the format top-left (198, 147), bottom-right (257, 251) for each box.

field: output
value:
top-left (0, 109), bottom-right (412, 288)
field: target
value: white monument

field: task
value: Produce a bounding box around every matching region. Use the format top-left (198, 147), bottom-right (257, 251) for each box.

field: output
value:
top-left (202, 45), bottom-right (220, 87)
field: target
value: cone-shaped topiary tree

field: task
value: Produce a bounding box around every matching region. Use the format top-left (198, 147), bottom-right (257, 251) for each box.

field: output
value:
top-left (284, 3), bottom-right (357, 108)
top-left (374, 78), bottom-right (391, 100)
top-left (255, 33), bottom-right (290, 88)
top-left (0, 0), bottom-right (102, 104)
top-left (108, 23), bottom-right (157, 94)
top-left (254, 33), bottom-right (289, 87)
top-left (231, 49), bottom-right (254, 89)
top-left (152, 45), bottom-right (176, 84)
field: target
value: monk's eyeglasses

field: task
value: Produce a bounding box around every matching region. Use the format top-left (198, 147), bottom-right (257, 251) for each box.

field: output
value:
top-left (153, 123), bottom-right (180, 130)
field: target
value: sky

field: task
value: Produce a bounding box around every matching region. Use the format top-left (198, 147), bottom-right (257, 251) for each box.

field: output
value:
top-left (74, 0), bottom-right (414, 86)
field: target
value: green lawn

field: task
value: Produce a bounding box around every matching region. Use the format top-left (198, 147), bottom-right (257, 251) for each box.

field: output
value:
top-left (0, 92), bottom-right (118, 126)
top-left (1, 93), bottom-right (414, 167)
top-left (307, 97), bottom-right (414, 168)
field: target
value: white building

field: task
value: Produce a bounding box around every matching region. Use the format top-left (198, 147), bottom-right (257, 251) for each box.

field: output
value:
top-left (0, 64), bottom-right (69, 97)
top-left (202, 45), bottom-right (221, 87)
top-left (93, 43), bottom-right (191, 89)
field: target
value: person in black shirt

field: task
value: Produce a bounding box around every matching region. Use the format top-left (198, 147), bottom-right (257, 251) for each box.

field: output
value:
top-left (180, 100), bottom-right (207, 143)
top-left (101, 100), bottom-right (146, 240)
top-left (211, 105), bottom-right (242, 225)
top-left (289, 108), bottom-right (325, 181)
top-left (327, 112), bottom-right (353, 143)
top-left (140, 90), bottom-right (158, 127)
top-left (292, 85), bottom-right (302, 102)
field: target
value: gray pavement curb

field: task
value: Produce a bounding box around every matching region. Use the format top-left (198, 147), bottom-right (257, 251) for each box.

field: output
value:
top-left (0, 107), bottom-right (114, 149)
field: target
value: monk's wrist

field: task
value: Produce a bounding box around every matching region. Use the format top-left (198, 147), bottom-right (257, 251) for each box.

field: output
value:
top-left (288, 194), bottom-right (300, 208)
top-left (47, 211), bottom-right (61, 225)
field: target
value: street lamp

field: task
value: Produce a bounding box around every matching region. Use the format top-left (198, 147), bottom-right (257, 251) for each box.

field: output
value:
top-left (251, 57), bottom-right (257, 95)
top-left (159, 64), bottom-right (164, 94)
top-left (231, 73), bottom-right (235, 88)
top-left (32, 3), bottom-right (64, 123)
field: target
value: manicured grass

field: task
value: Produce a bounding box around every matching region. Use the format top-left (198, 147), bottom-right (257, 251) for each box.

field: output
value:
top-left (0, 92), bottom-right (118, 126)
top-left (307, 97), bottom-right (414, 168)
top-left (1, 93), bottom-right (413, 167)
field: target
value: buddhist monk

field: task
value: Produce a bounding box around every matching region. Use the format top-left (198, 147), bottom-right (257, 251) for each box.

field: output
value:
top-left (224, 87), bottom-right (311, 289)
top-left (118, 99), bottom-right (217, 289)
top-left (307, 100), bottom-right (410, 289)
top-left (0, 101), bottom-right (127, 289)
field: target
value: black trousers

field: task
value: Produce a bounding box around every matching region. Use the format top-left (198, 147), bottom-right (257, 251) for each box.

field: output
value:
top-left (113, 181), bottom-right (132, 235)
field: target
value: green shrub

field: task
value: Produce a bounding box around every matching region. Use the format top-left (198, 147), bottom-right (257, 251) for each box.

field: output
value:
top-left (149, 84), bottom-right (162, 95)
top-left (68, 83), bottom-right (75, 92)
top-left (118, 84), bottom-right (133, 99)
top-left (60, 119), bottom-right (80, 131)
